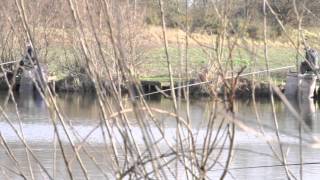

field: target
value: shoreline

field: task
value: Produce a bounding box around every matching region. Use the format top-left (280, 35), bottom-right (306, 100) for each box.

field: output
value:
top-left (0, 73), bottom-right (297, 99)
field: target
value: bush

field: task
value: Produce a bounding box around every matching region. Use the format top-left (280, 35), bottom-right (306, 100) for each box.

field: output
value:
top-left (247, 25), bottom-right (260, 40)
top-left (145, 16), bottom-right (160, 25)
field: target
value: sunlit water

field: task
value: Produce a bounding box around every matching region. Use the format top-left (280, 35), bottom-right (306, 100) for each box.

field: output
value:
top-left (1, 92), bottom-right (320, 179)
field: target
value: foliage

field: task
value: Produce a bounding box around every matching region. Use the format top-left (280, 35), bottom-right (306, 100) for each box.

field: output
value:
top-left (142, 0), bottom-right (320, 38)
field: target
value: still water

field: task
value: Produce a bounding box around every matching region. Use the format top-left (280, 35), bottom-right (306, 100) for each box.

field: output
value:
top-left (0, 92), bottom-right (320, 179)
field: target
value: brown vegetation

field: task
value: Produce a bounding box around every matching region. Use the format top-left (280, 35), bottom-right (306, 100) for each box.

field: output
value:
top-left (0, 0), bottom-right (318, 179)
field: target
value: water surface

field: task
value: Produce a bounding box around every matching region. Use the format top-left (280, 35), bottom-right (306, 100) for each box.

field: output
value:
top-left (0, 93), bottom-right (320, 179)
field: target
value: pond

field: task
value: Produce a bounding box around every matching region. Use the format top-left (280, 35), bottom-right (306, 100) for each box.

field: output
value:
top-left (0, 92), bottom-right (320, 179)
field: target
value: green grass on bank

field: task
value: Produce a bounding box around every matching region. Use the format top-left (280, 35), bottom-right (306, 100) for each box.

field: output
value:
top-left (140, 45), bottom-right (297, 82)
top-left (43, 43), bottom-right (298, 83)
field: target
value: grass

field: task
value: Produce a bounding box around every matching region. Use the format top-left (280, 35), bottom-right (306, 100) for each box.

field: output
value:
top-left (140, 47), bottom-right (207, 78)
top-left (139, 45), bottom-right (297, 82)
top-left (42, 44), bottom-right (298, 83)
top-left (37, 26), bottom-right (303, 83)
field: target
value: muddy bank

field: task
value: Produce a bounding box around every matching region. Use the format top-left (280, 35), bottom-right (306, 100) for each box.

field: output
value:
top-left (52, 76), bottom-right (283, 98)
top-left (233, 78), bottom-right (285, 98)
top-left (0, 73), bottom-right (284, 98)
top-left (182, 78), bottom-right (284, 98)
top-left (55, 75), bottom-right (95, 93)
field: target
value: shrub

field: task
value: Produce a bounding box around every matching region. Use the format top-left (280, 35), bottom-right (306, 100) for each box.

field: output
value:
top-left (247, 25), bottom-right (260, 40)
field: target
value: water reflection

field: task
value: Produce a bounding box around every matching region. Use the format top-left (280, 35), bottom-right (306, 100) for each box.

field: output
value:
top-left (286, 96), bottom-right (316, 130)
top-left (17, 90), bottom-right (46, 110)
top-left (299, 97), bottom-right (316, 129)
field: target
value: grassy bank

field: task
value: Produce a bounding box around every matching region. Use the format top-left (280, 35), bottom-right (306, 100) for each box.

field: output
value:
top-left (39, 26), bottom-right (309, 84)
top-left (139, 45), bottom-right (297, 82)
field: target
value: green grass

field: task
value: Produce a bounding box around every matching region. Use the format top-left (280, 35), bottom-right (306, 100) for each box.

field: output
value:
top-left (41, 46), bottom-right (78, 80)
top-left (41, 43), bottom-right (298, 83)
top-left (140, 45), bottom-right (297, 82)
top-left (141, 47), bottom-right (207, 75)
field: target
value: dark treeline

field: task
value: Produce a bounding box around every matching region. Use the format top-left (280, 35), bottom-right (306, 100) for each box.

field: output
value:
top-left (1, 0), bottom-right (319, 41)
top-left (141, 0), bottom-right (320, 38)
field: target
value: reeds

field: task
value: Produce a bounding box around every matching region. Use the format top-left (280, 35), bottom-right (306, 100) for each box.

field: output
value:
top-left (0, 0), bottom-right (319, 179)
